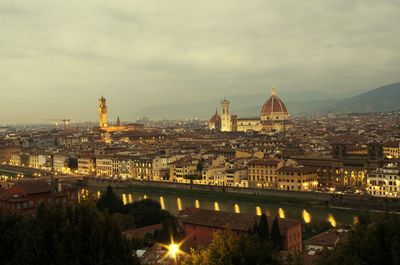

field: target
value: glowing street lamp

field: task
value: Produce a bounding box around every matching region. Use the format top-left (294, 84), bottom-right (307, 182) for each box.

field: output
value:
top-left (168, 243), bottom-right (180, 260)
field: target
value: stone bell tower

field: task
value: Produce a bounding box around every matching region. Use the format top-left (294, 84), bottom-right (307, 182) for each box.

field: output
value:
top-left (98, 96), bottom-right (107, 128)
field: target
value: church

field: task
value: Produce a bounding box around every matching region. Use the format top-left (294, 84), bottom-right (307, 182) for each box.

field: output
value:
top-left (208, 87), bottom-right (292, 133)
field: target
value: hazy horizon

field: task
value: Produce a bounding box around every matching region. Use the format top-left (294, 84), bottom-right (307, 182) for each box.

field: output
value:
top-left (1, 0), bottom-right (400, 124)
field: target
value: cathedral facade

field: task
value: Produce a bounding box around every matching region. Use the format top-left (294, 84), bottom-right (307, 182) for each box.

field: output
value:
top-left (208, 87), bottom-right (292, 133)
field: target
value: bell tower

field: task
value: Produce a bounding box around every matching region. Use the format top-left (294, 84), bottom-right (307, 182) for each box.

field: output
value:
top-left (98, 96), bottom-right (107, 127)
top-left (220, 98), bottom-right (231, 132)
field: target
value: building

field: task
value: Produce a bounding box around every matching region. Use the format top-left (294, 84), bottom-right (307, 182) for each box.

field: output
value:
top-left (367, 164), bottom-right (400, 197)
top-left (28, 154), bottom-right (50, 169)
top-left (98, 96), bottom-right (108, 128)
top-left (225, 168), bottom-right (248, 187)
top-left (208, 109), bottom-right (221, 130)
top-left (10, 153), bottom-right (21, 166)
top-left (260, 87), bottom-right (292, 132)
top-left (208, 87), bottom-right (292, 133)
top-left (53, 154), bottom-right (68, 172)
top-left (295, 143), bottom-right (385, 189)
top-left (96, 157), bottom-right (113, 177)
top-left (180, 208), bottom-right (302, 253)
top-left (78, 157), bottom-right (96, 175)
top-left (248, 159), bottom-right (282, 188)
top-left (220, 99), bottom-right (231, 132)
top-left (277, 166), bottom-right (319, 191)
top-left (383, 141), bottom-right (400, 158)
top-left (170, 159), bottom-right (198, 183)
top-left (152, 155), bottom-right (178, 181)
top-left (0, 180), bottom-right (78, 214)
top-left (303, 229), bottom-right (348, 264)
top-left (130, 156), bottom-right (153, 180)
top-left (116, 155), bottom-right (132, 179)
top-left (0, 145), bottom-right (21, 164)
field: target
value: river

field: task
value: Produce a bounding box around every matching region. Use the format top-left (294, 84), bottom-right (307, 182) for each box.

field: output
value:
top-left (86, 187), bottom-right (366, 226)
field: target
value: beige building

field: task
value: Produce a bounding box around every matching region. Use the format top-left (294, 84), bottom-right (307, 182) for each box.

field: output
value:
top-left (277, 166), bottom-right (318, 191)
top-left (28, 154), bottom-right (50, 169)
top-left (220, 99), bottom-right (231, 132)
top-left (96, 157), bottom-right (113, 177)
top-left (226, 168), bottom-right (248, 187)
top-left (98, 96), bottom-right (107, 128)
top-left (208, 87), bottom-right (292, 133)
top-left (78, 157), bottom-right (95, 174)
top-left (10, 153), bottom-right (21, 166)
top-left (236, 118), bottom-right (262, 132)
top-left (247, 159), bottom-right (282, 188)
top-left (152, 155), bottom-right (180, 181)
top-left (170, 159), bottom-right (198, 183)
top-left (53, 154), bottom-right (67, 172)
top-left (367, 165), bottom-right (400, 197)
top-left (383, 142), bottom-right (400, 158)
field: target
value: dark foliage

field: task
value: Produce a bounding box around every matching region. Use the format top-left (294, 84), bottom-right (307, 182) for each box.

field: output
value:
top-left (271, 217), bottom-right (281, 249)
top-left (0, 203), bottom-right (140, 265)
top-left (257, 214), bottom-right (270, 241)
top-left (319, 213), bottom-right (400, 265)
top-left (96, 186), bottom-right (124, 214)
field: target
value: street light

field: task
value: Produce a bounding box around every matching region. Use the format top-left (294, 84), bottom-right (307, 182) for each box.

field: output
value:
top-left (164, 240), bottom-right (183, 264)
top-left (168, 243), bottom-right (179, 260)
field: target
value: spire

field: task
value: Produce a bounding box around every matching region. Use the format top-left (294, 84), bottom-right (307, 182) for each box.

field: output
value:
top-left (117, 116), bottom-right (121, 126)
top-left (215, 108), bottom-right (218, 114)
top-left (271, 86), bottom-right (276, 96)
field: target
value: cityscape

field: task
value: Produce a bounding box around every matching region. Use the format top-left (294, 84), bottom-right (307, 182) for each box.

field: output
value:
top-left (1, 1), bottom-right (400, 265)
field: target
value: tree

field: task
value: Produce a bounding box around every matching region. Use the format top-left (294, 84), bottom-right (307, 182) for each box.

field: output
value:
top-left (96, 186), bottom-right (124, 214)
top-left (0, 202), bottom-right (140, 265)
top-left (271, 217), bottom-right (281, 249)
top-left (257, 214), bottom-right (270, 241)
top-left (196, 160), bottom-right (204, 178)
top-left (67, 157), bottom-right (78, 170)
top-left (181, 230), bottom-right (241, 265)
top-left (182, 229), bottom-right (281, 265)
top-left (319, 213), bottom-right (400, 265)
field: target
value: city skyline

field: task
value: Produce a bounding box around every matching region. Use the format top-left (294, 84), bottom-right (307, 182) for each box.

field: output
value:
top-left (2, 0), bottom-right (400, 124)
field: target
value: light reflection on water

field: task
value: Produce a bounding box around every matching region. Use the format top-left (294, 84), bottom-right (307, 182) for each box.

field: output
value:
top-left (105, 189), bottom-right (363, 225)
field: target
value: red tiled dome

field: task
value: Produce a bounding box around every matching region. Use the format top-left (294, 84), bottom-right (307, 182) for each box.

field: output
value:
top-left (209, 110), bottom-right (221, 124)
top-left (261, 87), bottom-right (288, 116)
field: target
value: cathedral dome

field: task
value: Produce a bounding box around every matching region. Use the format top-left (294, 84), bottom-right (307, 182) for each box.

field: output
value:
top-left (208, 109), bottom-right (221, 130)
top-left (209, 111), bottom-right (221, 123)
top-left (260, 87), bottom-right (288, 121)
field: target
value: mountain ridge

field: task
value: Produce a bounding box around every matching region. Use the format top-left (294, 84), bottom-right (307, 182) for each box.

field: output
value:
top-left (131, 82), bottom-right (400, 120)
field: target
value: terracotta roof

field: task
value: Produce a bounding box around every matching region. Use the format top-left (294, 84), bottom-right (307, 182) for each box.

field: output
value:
top-left (277, 166), bottom-right (316, 174)
top-left (209, 110), bottom-right (221, 124)
top-left (248, 159), bottom-right (280, 166)
top-left (122, 223), bottom-right (163, 239)
top-left (13, 180), bottom-right (52, 194)
top-left (180, 208), bottom-right (301, 235)
top-left (304, 229), bottom-right (348, 248)
top-left (261, 89), bottom-right (288, 116)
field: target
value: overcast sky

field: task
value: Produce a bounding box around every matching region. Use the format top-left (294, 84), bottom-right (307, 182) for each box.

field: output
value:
top-left (1, 0), bottom-right (399, 124)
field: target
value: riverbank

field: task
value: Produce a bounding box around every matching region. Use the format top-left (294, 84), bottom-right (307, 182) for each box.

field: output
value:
top-left (79, 178), bottom-right (400, 212)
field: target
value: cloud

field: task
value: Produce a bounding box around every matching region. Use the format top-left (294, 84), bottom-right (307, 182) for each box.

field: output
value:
top-left (0, 0), bottom-right (399, 123)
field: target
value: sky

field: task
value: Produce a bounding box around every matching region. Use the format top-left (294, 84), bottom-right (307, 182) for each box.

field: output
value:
top-left (1, 0), bottom-right (400, 124)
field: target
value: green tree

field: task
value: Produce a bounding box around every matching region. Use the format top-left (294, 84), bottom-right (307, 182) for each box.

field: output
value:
top-left (257, 214), bottom-right (270, 241)
top-left (182, 229), bottom-right (281, 265)
top-left (196, 160), bottom-right (204, 178)
top-left (0, 202), bottom-right (140, 265)
top-left (67, 157), bottom-right (78, 170)
top-left (319, 213), bottom-right (400, 265)
top-left (97, 186), bottom-right (124, 214)
top-left (271, 217), bottom-right (281, 249)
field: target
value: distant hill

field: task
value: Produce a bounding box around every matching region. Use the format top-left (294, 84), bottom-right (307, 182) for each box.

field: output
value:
top-left (318, 82), bottom-right (400, 113)
top-left (132, 82), bottom-right (400, 119)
